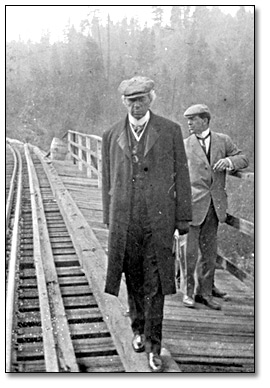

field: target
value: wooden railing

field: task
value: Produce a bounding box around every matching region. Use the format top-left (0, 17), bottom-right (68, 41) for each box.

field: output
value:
top-left (67, 130), bottom-right (102, 188)
top-left (217, 170), bottom-right (254, 286)
top-left (226, 170), bottom-right (254, 236)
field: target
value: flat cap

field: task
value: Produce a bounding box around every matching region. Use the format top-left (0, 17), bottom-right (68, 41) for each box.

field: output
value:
top-left (184, 104), bottom-right (211, 117)
top-left (118, 76), bottom-right (155, 98)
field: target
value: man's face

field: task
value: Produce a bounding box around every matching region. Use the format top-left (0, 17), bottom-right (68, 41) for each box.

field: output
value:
top-left (186, 115), bottom-right (208, 136)
top-left (124, 94), bottom-right (151, 120)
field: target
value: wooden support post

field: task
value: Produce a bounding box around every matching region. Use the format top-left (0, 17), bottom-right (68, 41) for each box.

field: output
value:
top-left (67, 132), bottom-right (72, 159)
top-left (78, 134), bottom-right (83, 171)
top-left (86, 136), bottom-right (91, 178)
top-left (96, 139), bottom-right (102, 188)
top-left (73, 132), bottom-right (77, 164)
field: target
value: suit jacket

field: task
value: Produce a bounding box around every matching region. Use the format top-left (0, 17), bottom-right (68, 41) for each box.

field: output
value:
top-left (184, 131), bottom-right (249, 226)
top-left (102, 111), bottom-right (192, 296)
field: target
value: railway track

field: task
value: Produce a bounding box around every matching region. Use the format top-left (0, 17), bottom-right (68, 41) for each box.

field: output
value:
top-left (6, 139), bottom-right (254, 373)
top-left (6, 141), bottom-right (125, 373)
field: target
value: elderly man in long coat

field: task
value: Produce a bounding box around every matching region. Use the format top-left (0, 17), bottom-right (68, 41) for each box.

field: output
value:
top-left (102, 76), bottom-right (192, 372)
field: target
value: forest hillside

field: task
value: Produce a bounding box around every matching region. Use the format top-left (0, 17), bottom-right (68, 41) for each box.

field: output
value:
top-left (6, 6), bottom-right (254, 170)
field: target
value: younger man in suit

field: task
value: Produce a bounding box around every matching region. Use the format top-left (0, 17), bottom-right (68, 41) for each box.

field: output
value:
top-left (182, 104), bottom-right (249, 310)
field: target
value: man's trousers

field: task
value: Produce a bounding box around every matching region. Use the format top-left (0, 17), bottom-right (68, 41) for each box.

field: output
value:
top-left (123, 186), bottom-right (164, 355)
top-left (184, 201), bottom-right (219, 298)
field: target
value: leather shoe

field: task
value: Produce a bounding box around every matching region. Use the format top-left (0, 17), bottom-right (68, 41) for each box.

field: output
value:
top-left (212, 286), bottom-right (227, 298)
top-left (183, 295), bottom-right (195, 308)
top-left (195, 295), bottom-right (221, 310)
top-left (148, 352), bottom-right (163, 372)
top-left (132, 334), bottom-right (145, 353)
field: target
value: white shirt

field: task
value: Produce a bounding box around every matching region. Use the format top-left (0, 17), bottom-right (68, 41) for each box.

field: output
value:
top-left (197, 128), bottom-right (211, 154)
top-left (129, 111), bottom-right (150, 141)
top-left (197, 128), bottom-right (233, 170)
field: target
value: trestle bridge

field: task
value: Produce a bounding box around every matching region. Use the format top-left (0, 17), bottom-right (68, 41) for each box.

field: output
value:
top-left (6, 132), bottom-right (254, 373)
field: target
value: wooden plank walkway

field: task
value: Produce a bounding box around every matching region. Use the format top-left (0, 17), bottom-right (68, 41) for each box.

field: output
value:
top-left (52, 160), bottom-right (254, 373)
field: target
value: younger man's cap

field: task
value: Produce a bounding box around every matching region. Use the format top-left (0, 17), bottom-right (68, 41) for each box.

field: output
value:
top-left (118, 76), bottom-right (154, 98)
top-left (184, 104), bottom-right (211, 117)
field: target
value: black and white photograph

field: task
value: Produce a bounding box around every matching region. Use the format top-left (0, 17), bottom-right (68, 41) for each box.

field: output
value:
top-left (5, 2), bottom-right (259, 381)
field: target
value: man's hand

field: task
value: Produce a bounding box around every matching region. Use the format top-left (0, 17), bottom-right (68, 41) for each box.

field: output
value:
top-left (177, 221), bottom-right (190, 235)
top-left (213, 158), bottom-right (230, 172)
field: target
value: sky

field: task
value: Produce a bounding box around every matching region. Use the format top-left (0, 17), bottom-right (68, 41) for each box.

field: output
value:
top-left (5, 4), bottom-right (254, 43)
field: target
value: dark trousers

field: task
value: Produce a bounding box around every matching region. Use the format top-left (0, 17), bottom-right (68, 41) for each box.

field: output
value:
top-left (123, 185), bottom-right (164, 355)
top-left (184, 201), bottom-right (219, 297)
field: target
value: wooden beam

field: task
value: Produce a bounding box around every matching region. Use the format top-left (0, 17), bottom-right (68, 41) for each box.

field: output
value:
top-left (24, 145), bottom-right (59, 372)
top-left (25, 144), bottom-right (80, 372)
top-left (225, 213), bottom-right (254, 237)
top-left (217, 249), bottom-right (253, 289)
top-left (228, 171), bottom-right (254, 181)
top-left (6, 146), bottom-right (23, 372)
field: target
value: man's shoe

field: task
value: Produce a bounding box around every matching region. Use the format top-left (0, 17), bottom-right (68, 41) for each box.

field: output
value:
top-left (212, 286), bottom-right (227, 298)
top-left (194, 294), bottom-right (204, 304)
top-left (183, 295), bottom-right (195, 308)
top-left (148, 352), bottom-right (163, 372)
top-left (195, 295), bottom-right (221, 310)
top-left (132, 334), bottom-right (145, 353)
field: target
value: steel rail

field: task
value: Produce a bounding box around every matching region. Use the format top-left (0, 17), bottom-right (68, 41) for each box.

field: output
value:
top-left (6, 146), bottom-right (22, 372)
top-left (6, 143), bottom-right (18, 223)
top-left (24, 144), bottom-right (60, 372)
top-left (25, 144), bottom-right (79, 372)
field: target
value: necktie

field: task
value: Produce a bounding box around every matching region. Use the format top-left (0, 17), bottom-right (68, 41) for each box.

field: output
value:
top-left (131, 123), bottom-right (146, 137)
top-left (196, 132), bottom-right (211, 155)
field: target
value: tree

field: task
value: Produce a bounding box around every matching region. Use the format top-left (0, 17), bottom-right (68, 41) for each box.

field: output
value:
top-left (152, 6), bottom-right (164, 26)
top-left (6, 6), bottom-right (254, 169)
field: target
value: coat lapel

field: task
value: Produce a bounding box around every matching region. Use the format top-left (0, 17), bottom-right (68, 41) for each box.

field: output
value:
top-left (116, 112), bottom-right (162, 159)
top-left (190, 134), bottom-right (209, 163)
top-left (144, 112), bottom-right (162, 157)
top-left (209, 131), bottom-right (219, 164)
top-left (116, 118), bottom-right (131, 159)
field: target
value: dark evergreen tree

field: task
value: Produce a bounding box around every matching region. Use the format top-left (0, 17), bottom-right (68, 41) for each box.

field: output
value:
top-left (6, 6), bottom-right (254, 168)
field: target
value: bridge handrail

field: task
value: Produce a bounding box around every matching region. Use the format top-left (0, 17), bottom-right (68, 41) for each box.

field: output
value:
top-left (226, 170), bottom-right (254, 236)
top-left (228, 170), bottom-right (254, 181)
top-left (67, 130), bottom-right (102, 188)
top-left (225, 213), bottom-right (253, 237)
top-left (220, 171), bottom-right (254, 286)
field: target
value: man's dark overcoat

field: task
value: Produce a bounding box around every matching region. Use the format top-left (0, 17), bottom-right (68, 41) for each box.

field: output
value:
top-left (102, 111), bottom-right (192, 296)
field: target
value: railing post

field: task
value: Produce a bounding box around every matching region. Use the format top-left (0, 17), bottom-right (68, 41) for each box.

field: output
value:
top-left (85, 136), bottom-right (92, 178)
top-left (78, 134), bottom-right (83, 171)
top-left (73, 132), bottom-right (77, 164)
top-left (67, 131), bottom-right (71, 161)
top-left (97, 139), bottom-right (102, 188)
